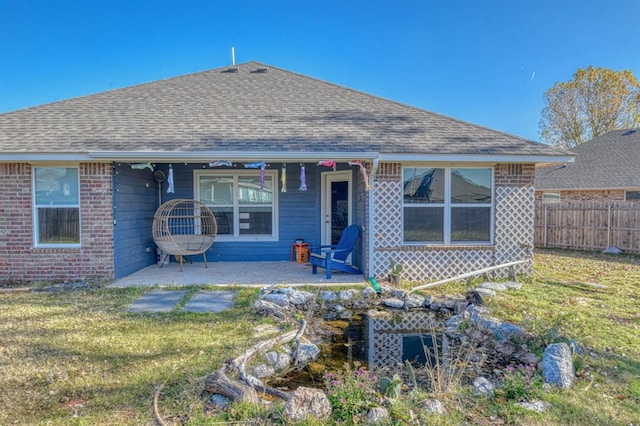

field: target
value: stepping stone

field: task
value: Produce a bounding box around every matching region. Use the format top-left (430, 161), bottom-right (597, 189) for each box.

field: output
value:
top-left (129, 289), bottom-right (188, 313)
top-left (182, 290), bottom-right (236, 313)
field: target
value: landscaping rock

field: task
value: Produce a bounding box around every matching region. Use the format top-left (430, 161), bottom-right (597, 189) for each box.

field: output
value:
top-left (479, 282), bottom-right (507, 291)
top-left (502, 281), bottom-right (523, 290)
top-left (543, 343), bottom-right (575, 388)
top-left (423, 398), bottom-right (447, 415)
top-left (454, 300), bottom-right (469, 314)
top-left (403, 294), bottom-right (425, 309)
top-left (250, 364), bottom-right (275, 379)
top-left (333, 304), bottom-right (346, 314)
top-left (391, 289), bottom-right (407, 298)
top-left (208, 394), bottom-right (232, 411)
top-left (289, 290), bottom-right (315, 306)
top-left (473, 376), bottom-right (495, 396)
top-left (283, 386), bottom-right (332, 422)
top-left (362, 287), bottom-right (378, 298)
top-left (296, 343), bottom-right (320, 364)
top-left (320, 291), bottom-right (337, 302)
top-left (569, 339), bottom-right (585, 355)
top-left (382, 297), bottom-right (405, 309)
top-left (430, 295), bottom-right (460, 311)
top-left (254, 299), bottom-right (286, 318)
top-left (366, 406), bottom-right (389, 423)
top-left (602, 246), bottom-right (623, 255)
top-left (338, 289), bottom-right (358, 301)
top-left (265, 351), bottom-right (291, 371)
top-left (261, 292), bottom-right (290, 307)
top-left (495, 323), bottom-right (525, 342)
top-left (516, 400), bottom-right (551, 413)
top-left (423, 294), bottom-right (436, 308)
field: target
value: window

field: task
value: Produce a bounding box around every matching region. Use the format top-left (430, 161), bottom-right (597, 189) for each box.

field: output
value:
top-left (625, 191), bottom-right (640, 201)
top-left (195, 170), bottom-right (278, 240)
top-left (403, 167), bottom-right (493, 244)
top-left (542, 192), bottom-right (560, 203)
top-left (33, 167), bottom-right (80, 246)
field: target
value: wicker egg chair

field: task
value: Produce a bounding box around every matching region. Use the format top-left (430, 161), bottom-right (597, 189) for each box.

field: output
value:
top-left (152, 199), bottom-right (217, 271)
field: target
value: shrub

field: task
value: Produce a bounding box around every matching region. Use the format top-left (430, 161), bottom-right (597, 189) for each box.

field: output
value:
top-left (324, 363), bottom-right (381, 423)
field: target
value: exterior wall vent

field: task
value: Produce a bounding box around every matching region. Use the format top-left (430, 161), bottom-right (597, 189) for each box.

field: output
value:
top-left (508, 164), bottom-right (523, 176)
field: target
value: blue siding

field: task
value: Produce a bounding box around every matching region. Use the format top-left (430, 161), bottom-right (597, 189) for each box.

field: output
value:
top-left (206, 163), bottom-right (323, 261)
top-left (114, 162), bottom-right (363, 274)
top-left (113, 163), bottom-right (158, 278)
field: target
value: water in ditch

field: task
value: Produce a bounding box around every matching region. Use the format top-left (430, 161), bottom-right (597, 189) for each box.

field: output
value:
top-left (270, 309), bottom-right (451, 390)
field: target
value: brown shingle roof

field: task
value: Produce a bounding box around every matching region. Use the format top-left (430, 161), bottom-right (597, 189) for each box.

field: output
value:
top-left (535, 128), bottom-right (640, 190)
top-left (0, 61), bottom-right (569, 159)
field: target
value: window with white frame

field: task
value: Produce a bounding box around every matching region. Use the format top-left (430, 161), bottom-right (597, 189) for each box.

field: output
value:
top-left (33, 167), bottom-right (80, 246)
top-left (402, 167), bottom-right (493, 244)
top-left (625, 190), bottom-right (640, 201)
top-left (542, 192), bottom-right (561, 203)
top-left (195, 170), bottom-right (278, 240)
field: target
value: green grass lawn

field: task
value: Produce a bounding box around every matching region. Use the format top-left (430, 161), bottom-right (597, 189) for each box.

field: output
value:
top-left (1, 249), bottom-right (639, 425)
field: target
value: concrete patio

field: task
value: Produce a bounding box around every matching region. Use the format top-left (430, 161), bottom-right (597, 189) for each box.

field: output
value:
top-left (109, 260), bottom-right (367, 288)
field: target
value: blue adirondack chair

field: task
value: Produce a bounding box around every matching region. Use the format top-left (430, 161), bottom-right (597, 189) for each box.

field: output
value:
top-left (309, 224), bottom-right (361, 279)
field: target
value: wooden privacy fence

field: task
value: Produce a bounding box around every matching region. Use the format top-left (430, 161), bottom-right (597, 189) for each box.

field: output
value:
top-left (534, 201), bottom-right (640, 253)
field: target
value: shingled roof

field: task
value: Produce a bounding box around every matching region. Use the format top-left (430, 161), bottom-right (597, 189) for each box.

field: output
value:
top-left (535, 129), bottom-right (640, 190)
top-left (0, 61), bottom-right (570, 162)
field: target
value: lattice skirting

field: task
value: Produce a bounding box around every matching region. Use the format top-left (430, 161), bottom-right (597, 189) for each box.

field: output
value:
top-left (373, 249), bottom-right (495, 282)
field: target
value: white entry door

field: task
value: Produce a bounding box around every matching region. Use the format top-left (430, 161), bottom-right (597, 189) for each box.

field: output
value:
top-left (321, 171), bottom-right (353, 246)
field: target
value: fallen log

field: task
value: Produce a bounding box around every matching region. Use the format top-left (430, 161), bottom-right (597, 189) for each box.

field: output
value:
top-left (204, 370), bottom-right (259, 404)
top-left (205, 320), bottom-right (308, 404)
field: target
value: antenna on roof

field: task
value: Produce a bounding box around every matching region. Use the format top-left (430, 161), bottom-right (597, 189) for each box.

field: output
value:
top-left (231, 47), bottom-right (235, 66)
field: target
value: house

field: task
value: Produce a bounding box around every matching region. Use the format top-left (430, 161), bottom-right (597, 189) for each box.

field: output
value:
top-left (535, 129), bottom-right (640, 203)
top-left (0, 61), bottom-right (572, 283)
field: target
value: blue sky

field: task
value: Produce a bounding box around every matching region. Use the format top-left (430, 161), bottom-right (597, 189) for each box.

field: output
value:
top-left (1, 1), bottom-right (638, 142)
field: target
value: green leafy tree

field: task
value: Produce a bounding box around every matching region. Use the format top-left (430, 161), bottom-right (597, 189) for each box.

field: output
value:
top-left (539, 66), bottom-right (640, 148)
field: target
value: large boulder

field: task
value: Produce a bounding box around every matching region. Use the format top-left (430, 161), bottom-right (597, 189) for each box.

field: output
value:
top-left (283, 386), bottom-right (332, 421)
top-left (542, 343), bottom-right (575, 388)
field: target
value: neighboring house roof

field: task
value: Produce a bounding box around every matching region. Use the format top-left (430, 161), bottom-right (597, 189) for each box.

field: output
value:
top-left (0, 61), bottom-right (571, 163)
top-left (535, 129), bottom-right (640, 190)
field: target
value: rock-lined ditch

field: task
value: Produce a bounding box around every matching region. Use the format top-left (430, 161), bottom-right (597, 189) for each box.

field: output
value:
top-left (203, 282), bottom-right (579, 422)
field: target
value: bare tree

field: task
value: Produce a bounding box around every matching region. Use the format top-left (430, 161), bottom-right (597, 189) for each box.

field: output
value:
top-left (539, 66), bottom-right (640, 148)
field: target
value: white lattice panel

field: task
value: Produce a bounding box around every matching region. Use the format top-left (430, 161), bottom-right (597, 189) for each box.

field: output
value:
top-left (374, 249), bottom-right (494, 282)
top-left (494, 187), bottom-right (535, 276)
top-left (373, 180), bottom-right (403, 248)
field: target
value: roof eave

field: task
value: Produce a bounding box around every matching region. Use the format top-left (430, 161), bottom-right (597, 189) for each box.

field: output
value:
top-left (87, 150), bottom-right (380, 162)
top-left (378, 153), bottom-right (575, 164)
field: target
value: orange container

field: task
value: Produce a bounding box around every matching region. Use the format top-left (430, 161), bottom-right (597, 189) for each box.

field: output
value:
top-left (294, 243), bottom-right (310, 263)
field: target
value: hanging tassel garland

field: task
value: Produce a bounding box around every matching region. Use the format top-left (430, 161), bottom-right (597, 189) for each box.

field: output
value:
top-left (281, 164), bottom-right (287, 192)
top-left (318, 160), bottom-right (336, 171)
top-left (209, 160), bottom-right (233, 167)
top-left (349, 160), bottom-right (370, 191)
top-left (167, 165), bottom-right (175, 193)
top-left (131, 162), bottom-right (154, 171)
top-left (299, 165), bottom-right (307, 191)
top-left (244, 161), bottom-right (266, 190)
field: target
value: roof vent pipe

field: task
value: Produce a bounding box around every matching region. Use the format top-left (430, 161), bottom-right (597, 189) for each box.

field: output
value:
top-left (231, 47), bottom-right (235, 65)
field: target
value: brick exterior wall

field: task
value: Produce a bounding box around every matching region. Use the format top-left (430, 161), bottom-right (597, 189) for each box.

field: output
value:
top-left (0, 163), bottom-right (114, 283)
top-left (535, 189), bottom-right (626, 202)
top-left (371, 163), bottom-right (535, 282)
